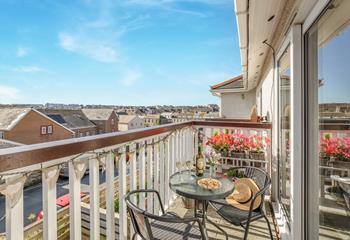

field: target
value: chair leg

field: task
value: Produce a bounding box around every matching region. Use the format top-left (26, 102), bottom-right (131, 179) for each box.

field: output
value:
top-left (264, 215), bottom-right (274, 239)
top-left (243, 221), bottom-right (250, 240)
top-left (132, 232), bottom-right (138, 240)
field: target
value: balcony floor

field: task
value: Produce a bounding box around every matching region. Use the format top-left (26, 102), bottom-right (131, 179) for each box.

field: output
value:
top-left (168, 197), bottom-right (278, 240)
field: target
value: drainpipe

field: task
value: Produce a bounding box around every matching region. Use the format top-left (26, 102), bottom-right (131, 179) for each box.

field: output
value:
top-left (234, 0), bottom-right (249, 90)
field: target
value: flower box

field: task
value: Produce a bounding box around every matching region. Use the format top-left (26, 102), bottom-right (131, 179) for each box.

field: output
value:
top-left (249, 151), bottom-right (265, 160)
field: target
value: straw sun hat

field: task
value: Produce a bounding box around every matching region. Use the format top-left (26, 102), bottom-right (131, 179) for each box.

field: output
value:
top-left (225, 178), bottom-right (261, 211)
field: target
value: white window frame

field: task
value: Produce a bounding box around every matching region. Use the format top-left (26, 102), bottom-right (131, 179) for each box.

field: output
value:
top-left (41, 126), bottom-right (47, 135)
top-left (273, 24), bottom-right (304, 240)
top-left (303, 1), bottom-right (331, 239)
top-left (47, 125), bottom-right (53, 134)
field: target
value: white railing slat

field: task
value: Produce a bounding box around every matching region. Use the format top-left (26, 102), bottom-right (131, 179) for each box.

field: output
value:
top-left (130, 145), bottom-right (138, 237)
top-left (1, 175), bottom-right (26, 240)
top-left (119, 151), bottom-right (127, 239)
top-left (42, 166), bottom-right (60, 240)
top-left (89, 158), bottom-right (100, 240)
top-left (147, 140), bottom-right (154, 213)
top-left (106, 151), bottom-right (115, 240)
top-left (130, 145), bottom-right (138, 202)
top-left (153, 140), bottom-right (160, 215)
top-left (69, 160), bottom-right (87, 240)
top-left (163, 138), bottom-right (170, 208)
top-left (139, 142), bottom-right (146, 210)
top-left (159, 140), bottom-right (165, 209)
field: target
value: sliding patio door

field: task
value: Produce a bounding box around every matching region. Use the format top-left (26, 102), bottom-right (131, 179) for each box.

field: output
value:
top-left (278, 45), bottom-right (291, 224)
top-left (305, 0), bottom-right (350, 238)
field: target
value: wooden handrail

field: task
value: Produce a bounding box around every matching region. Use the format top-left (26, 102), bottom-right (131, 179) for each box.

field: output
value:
top-left (192, 120), bottom-right (272, 129)
top-left (0, 120), bottom-right (271, 173)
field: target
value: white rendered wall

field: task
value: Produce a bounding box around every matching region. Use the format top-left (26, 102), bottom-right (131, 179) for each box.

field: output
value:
top-left (220, 90), bottom-right (256, 119)
top-left (256, 68), bottom-right (274, 121)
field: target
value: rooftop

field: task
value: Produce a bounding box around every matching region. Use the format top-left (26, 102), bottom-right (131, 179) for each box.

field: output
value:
top-left (39, 109), bottom-right (96, 130)
top-left (0, 108), bottom-right (31, 130)
top-left (82, 108), bottom-right (116, 121)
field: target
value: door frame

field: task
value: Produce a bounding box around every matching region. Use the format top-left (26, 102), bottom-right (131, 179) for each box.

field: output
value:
top-left (273, 24), bottom-right (304, 240)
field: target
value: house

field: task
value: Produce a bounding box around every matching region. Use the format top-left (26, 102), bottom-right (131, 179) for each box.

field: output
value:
top-left (142, 114), bottom-right (169, 127)
top-left (39, 109), bottom-right (97, 137)
top-left (82, 109), bottom-right (118, 134)
top-left (0, 108), bottom-right (74, 144)
top-left (210, 75), bottom-right (256, 120)
top-left (220, 0), bottom-right (350, 238)
top-left (118, 115), bottom-right (144, 131)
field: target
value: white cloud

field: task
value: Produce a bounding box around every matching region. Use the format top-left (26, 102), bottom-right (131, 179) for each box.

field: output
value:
top-left (119, 69), bottom-right (142, 86)
top-left (0, 85), bottom-right (19, 101)
top-left (58, 32), bottom-right (118, 63)
top-left (16, 47), bottom-right (29, 57)
top-left (13, 65), bottom-right (45, 73)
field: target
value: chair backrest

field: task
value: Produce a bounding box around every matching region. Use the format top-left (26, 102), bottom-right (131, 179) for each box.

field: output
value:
top-left (229, 166), bottom-right (271, 210)
top-left (125, 190), bottom-right (153, 239)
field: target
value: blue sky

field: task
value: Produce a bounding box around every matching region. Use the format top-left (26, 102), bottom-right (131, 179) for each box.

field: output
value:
top-left (0, 0), bottom-right (241, 106)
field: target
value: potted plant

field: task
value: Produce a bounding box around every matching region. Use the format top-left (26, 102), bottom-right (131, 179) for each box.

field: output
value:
top-left (248, 135), bottom-right (269, 161)
top-left (229, 133), bottom-right (249, 159)
top-left (206, 132), bottom-right (232, 156)
top-left (320, 134), bottom-right (350, 169)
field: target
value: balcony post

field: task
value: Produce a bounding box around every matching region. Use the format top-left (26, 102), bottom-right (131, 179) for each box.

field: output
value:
top-left (69, 159), bottom-right (88, 240)
top-left (42, 166), bottom-right (60, 240)
top-left (0, 175), bottom-right (26, 240)
top-left (119, 150), bottom-right (127, 239)
top-left (153, 139), bottom-right (160, 214)
top-left (106, 151), bottom-right (115, 240)
top-left (89, 157), bottom-right (100, 240)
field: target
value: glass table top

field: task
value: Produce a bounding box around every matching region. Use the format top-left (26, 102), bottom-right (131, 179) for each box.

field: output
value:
top-left (169, 170), bottom-right (234, 201)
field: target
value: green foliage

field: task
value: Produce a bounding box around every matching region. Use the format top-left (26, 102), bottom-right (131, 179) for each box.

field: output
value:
top-left (225, 168), bottom-right (245, 178)
top-left (114, 198), bottom-right (119, 213)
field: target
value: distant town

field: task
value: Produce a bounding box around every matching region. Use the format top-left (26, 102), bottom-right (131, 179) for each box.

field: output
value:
top-left (0, 103), bottom-right (219, 148)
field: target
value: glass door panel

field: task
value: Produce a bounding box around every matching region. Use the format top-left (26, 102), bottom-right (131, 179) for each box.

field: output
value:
top-left (278, 45), bottom-right (291, 222)
top-left (306, 0), bottom-right (350, 238)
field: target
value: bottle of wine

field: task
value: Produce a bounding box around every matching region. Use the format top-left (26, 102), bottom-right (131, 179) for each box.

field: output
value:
top-left (196, 146), bottom-right (205, 177)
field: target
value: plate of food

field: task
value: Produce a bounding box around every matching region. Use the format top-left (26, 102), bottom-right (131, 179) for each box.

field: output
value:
top-left (197, 178), bottom-right (221, 190)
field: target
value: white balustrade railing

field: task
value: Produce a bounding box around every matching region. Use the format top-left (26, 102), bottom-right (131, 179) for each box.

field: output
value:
top-left (0, 121), bottom-right (271, 240)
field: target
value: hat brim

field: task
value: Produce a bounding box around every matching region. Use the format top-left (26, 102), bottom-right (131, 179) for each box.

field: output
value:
top-left (225, 178), bottom-right (261, 211)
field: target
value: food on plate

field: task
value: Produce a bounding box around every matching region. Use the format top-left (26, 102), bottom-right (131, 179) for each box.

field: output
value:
top-left (197, 178), bottom-right (221, 190)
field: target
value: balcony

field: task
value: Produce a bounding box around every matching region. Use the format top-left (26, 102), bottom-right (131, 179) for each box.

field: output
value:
top-left (0, 120), bottom-right (274, 239)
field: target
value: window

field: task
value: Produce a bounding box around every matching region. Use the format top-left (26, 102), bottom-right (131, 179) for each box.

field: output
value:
top-left (79, 132), bottom-right (83, 137)
top-left (0, 131), bottom-right (3, 139)
top-left (306, 0), bottom-right (350, 238)
top-left (278, 45), bottom-right (291, 222)
top-left (86, 132), bottom-right (90, 136)
top-left (41, 126), bottom-right (47, 135)
top-left (47, 125), bottom-right (53, 134)
top-left (111, 118), bottom-right (115, 125)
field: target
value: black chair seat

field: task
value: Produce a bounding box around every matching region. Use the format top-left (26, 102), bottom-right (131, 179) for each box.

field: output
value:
top-left (211, 200), bottom-right (262, 225)
top-left (151, 220), bottom-right (203, 240)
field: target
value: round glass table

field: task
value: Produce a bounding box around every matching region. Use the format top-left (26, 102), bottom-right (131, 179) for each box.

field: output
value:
top-left (169, 170), bottom-right (234, 239)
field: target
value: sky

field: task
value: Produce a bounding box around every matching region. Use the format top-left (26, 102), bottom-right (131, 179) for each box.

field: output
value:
top-left (319, 26), bottom-right (350, 104)
top-left (0, 0), bottom-right (241, 106)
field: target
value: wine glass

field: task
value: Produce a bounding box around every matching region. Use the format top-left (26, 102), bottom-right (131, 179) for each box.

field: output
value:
top-left (186, 160), bottom-right (192, 173)
top-left (176, 161), bottom-right (183, 181)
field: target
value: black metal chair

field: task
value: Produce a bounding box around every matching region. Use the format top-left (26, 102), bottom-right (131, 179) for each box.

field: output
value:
top-left (125, 189), bottom-right (208, 240)
top-left (209, 167), bottom-right (273, 240)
